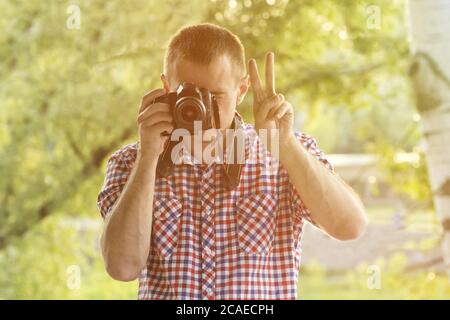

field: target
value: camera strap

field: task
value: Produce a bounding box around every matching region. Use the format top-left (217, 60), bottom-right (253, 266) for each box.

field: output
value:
top-left (221, 114), bottom-right (245, 190)
top-left (156, 138), bottom-right (178, 177)
top-left (156, 114), bottom-right (245, 191)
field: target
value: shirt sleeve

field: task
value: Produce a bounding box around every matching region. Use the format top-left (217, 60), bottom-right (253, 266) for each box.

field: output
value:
top-left (97, 151), bottom-right (134, 219)
top-left (288, 131), bottom-right (334, 227)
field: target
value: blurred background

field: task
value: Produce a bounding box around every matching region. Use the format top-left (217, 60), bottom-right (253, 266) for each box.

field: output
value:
top-left (1, 0), bottom-right (450, 299)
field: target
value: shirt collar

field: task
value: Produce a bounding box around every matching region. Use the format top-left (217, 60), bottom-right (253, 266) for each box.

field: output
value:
top-left (175, 111), bottom-right (250, 167)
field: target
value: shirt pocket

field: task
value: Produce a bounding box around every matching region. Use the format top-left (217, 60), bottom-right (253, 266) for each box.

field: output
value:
top-left (152, 196), bottom-right (183, 258)
top-left (236, 192), bottom-right (278, 255)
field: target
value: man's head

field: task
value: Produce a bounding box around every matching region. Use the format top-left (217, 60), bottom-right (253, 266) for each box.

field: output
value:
top-left (161, 23), bottom-right (249, 130)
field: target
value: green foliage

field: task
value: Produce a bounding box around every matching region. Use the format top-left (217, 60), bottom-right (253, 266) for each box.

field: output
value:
top-left (206, 0), bottom-right (412, 150)
top-left (0, 0), bottom-right (206, 248)
top-left (0, 213), bottom-right (136, 299)
top-left (367, 139), bottom-right (432, 204)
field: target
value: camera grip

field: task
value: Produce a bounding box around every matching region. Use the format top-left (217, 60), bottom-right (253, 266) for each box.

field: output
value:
top-left (153, 95), bottom-right (169, 104)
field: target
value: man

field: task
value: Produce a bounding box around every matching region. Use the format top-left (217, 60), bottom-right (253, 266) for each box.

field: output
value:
top-left (97, 23), bottom-right (367, 299)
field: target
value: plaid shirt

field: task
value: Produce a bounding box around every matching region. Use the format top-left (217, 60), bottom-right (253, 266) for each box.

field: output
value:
top-left (97, 114), bottom-right (334, 299)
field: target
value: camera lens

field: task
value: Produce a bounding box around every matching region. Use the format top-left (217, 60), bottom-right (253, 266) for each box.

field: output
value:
top-left (174, 96), bottom-right (206, 133)
top-left (180, 104), bottom-right (199, 122)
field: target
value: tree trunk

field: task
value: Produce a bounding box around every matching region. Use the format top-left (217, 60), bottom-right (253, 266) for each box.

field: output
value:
top-left (408, 0), bottom-right (450, 277)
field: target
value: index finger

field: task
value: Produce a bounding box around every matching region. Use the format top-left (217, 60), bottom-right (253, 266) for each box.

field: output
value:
top-left (265, 52), bottom-right (276, 95)
top-left (248, 58), bottom-right (263, 95)
top-left (139, 88), bottom-right (166, 113)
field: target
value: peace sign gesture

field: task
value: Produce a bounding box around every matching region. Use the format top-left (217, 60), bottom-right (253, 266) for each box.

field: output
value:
top-left (248, 52), bottom-right (294, 149)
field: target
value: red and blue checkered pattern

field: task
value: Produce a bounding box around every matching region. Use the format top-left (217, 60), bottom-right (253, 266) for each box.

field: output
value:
top-left (97, 114), bottom-right (334, 300)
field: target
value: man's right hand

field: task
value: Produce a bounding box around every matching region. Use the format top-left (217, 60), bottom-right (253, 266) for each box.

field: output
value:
top-left (102, 88), bottom-right (171, 281)
top-left (136, 88), bottom-right (174, 159)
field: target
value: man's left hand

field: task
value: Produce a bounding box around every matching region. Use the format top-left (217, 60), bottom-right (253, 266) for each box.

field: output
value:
top-left (248, 52), bottom-right (295, 152)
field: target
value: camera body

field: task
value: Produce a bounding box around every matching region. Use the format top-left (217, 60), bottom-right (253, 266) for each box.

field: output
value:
top-left (154, 82), bottom-right (220, 134)
top-left (154, 82), bottom-right (243, 190)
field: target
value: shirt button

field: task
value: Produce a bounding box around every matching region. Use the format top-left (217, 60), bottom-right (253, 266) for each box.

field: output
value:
top-left (205, 247), bottom-right (213, 256)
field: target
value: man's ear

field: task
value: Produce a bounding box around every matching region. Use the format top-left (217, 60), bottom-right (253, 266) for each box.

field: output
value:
top-left (236, 74), bottom-right (250, 106)
top-left (160, 73), bottom-right (170, 92)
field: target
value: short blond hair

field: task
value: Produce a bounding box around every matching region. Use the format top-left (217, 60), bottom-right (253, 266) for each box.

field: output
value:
top-left (164, 23), bottom-right (246, 80)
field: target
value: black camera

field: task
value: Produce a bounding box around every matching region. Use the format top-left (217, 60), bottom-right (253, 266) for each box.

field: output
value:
top-left (154, 82), bottom-right (220, 134)
top-left (154, 82), bottom-right (243, 190)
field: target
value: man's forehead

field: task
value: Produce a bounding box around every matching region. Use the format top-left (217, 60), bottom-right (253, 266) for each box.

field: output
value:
top-left (169, 55), bottom-right (237, 92)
